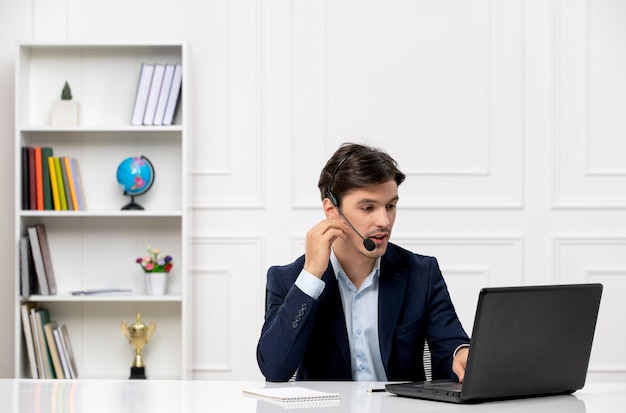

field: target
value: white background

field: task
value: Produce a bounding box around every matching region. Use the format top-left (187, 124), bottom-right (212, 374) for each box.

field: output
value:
top-left (0, 0), bottom-right (625, 382)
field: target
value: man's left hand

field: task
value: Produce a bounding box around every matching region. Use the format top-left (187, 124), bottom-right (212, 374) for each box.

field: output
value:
top-left (452, 347), bottom-right (469, 383)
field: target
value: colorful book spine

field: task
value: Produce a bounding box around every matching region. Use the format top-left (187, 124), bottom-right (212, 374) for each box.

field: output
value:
top-left (69, 158), bottom-right (86, 210)
top-left (34, 308), bottom-right (56, 378)
top-left (60, 157), bottom-right (74, 211)
top-left (53, 157), bottom-right (68, 211)
top-left (63, 157), bottom-right (79, 210)
top-left (41, 147), bottom-right (54, 210)
top-left (44, 321), bottom-right (65, 379)
top-left (48, 157), bottom-right (60, 210)
top-left (34, 147), bottom-right (43, 210)
top-left (28, 147), bottom-right (36, 210)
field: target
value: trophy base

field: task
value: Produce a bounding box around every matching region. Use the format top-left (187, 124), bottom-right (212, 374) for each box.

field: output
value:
top-left (129, 366), bottom-right (146, 380)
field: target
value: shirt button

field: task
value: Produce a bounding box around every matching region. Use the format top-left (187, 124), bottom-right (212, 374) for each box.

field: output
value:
top-left (356, 329), bottom-right (362, 335)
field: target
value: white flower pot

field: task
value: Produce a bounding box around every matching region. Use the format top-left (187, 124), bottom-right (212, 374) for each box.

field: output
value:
top-left (51, 100), bottom-right (80, 126)
top-left (145, 272), bottom-right (167, 295)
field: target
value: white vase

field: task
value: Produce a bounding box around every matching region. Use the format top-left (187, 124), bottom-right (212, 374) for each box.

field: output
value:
top-left (145, 272), bottom-right (167, 295)
top-left (51, 100), bottom-right (80, 126)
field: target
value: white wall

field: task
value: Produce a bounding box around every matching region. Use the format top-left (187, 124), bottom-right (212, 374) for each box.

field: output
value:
top-left (1, 0), bottom-right (625, 382)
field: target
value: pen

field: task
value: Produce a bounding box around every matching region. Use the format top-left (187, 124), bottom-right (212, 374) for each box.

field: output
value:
top-left (366, 388), bottom-right (387, 393)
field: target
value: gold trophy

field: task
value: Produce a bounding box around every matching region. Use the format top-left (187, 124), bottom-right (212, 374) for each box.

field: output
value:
top-left (121, 313), bottom-right (156, 379)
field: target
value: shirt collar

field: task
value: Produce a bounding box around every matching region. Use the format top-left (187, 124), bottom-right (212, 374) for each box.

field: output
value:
top-left (330, 249), bottom-right (381, 288)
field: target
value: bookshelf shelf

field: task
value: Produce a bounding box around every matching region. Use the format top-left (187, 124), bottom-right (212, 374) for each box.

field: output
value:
top-left (13, 42), bottom-right (189, 380)
top-left (25, 294), bottom-right (184, 303)
top-left (19, 211), bottom-right (184, 218)
top-left (21, 126), bottom-right (184, 133)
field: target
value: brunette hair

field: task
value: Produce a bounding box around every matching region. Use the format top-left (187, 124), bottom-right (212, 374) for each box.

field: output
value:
top-left (318, 143), bottom-right (405, 206)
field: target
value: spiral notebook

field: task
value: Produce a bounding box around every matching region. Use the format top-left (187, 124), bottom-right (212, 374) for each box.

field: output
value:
top-left (243, 386), bottom-right (340, 407)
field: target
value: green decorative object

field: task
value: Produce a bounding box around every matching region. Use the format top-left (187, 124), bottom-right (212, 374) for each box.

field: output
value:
top-left (61, 81), bottom-right (73, 100)
top-left (52, 81), bottom-right (79, 126)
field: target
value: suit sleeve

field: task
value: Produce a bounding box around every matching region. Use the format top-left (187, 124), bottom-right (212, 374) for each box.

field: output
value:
top-left (424, 257), bottom-right (470, 380)
top-left (257, 263), bottom-right (320, 381)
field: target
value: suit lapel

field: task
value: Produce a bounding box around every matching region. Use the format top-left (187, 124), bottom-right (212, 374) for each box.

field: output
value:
top-left (378, 249), bottom-right (409, 369)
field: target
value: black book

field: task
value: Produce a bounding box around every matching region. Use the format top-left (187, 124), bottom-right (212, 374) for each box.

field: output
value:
top-left (21, 146), bottom-right (30, 210)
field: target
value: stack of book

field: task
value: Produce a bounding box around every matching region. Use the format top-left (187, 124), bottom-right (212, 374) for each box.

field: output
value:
top-left (20, 303), bottom-right (78, 379)
top-left (131, 62), bottom-right (183, 126)
top-left (21, 146), bottom-right (86, 211)
top-left (20, 224), bottom-right (56, 297)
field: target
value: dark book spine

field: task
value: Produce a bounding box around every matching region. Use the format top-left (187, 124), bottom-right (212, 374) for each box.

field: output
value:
top-left (21, 146), bottom-right (30, 210)
top-left (36, 224), bottom-right (57, 295)
top-left (41, 147), bottom-right (54, 210)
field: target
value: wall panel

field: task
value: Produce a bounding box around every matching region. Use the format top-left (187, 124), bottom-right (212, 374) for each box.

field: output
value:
top-left (292, 0), bottom-right (524, 209)
top-left (553, 236), bottom-right (626, 375)
top-left (554, 0), bottom-right (626, 208)
top-left (191, 236), bottom-right (265, 380)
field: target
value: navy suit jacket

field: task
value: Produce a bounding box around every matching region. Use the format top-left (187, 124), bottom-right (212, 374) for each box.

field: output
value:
top-left (257, 243), bottom-right (469, 382)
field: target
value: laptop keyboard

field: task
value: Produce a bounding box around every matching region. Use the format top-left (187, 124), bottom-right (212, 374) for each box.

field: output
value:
top-left (420, 382), bottom-right (463, 392)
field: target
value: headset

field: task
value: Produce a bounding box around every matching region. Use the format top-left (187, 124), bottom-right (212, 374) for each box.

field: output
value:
top-left (325, 150), bottom-right (376, 251)
top-left (326, 150), bottom-right (357, 207)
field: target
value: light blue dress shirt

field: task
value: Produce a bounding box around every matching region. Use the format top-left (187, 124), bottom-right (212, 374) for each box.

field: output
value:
top-left (294, 250), bottom-right (387, 381)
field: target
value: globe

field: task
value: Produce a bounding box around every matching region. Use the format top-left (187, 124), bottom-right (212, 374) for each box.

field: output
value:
top-left (116, 156), bottom-right (155, 210)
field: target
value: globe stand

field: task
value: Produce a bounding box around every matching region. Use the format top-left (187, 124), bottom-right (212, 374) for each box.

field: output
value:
top-left (121, 195), bottom-right (145, 210)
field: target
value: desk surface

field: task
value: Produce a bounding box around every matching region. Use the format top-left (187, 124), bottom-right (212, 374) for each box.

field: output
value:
top-left (2, 379), bottom-right (625, 413)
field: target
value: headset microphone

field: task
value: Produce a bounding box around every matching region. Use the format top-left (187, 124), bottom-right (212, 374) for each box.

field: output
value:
top-left (326, 151), bottom-right (377, 252)
top-left (337, 208), bottom-right (376, 251)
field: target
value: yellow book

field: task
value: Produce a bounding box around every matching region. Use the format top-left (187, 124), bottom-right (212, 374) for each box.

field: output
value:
top-left (53, 158), bottom-right (68, 210)
top-left (47, 157), bottom-right (60, 210)
top-left (63, 157), bottom-right (79, 210)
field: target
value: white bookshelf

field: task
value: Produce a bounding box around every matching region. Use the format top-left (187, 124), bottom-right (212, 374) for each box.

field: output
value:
top-left (13, 42), bottom-right (189, 379)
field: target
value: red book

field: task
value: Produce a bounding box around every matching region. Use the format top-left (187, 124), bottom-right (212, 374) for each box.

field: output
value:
top-left (34, 147), bottom-right (44, 210)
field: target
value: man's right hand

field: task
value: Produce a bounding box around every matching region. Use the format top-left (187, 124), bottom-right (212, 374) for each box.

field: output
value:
top-left (303, 218), bottom-right (349, 278)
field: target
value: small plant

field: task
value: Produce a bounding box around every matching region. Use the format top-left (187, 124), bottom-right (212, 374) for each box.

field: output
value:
top-left (61, 81), bottom-right (73, 100)
top-left (136, 246), bottom-right (173, 273)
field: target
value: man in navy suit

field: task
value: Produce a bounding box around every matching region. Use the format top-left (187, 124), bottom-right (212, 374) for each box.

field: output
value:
top-left (257, 143), bottom-right (469, 382)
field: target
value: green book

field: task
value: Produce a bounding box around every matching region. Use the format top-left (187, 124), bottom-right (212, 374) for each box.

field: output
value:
top-left (41, 147), bottom-right (54, 210)
top-left (34, 308), bottom-right (56, 379)
top-left (53, 157), bottom-right (68, 210)
top-left (60, 157), bottom-right (74, 211)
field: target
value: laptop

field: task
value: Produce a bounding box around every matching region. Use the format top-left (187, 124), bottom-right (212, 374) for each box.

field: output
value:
top-left (385, 283), bottom-right (603, 404)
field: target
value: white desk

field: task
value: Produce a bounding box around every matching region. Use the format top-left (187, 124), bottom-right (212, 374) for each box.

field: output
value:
top-left (2, 379), bottom-right (625, 412)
